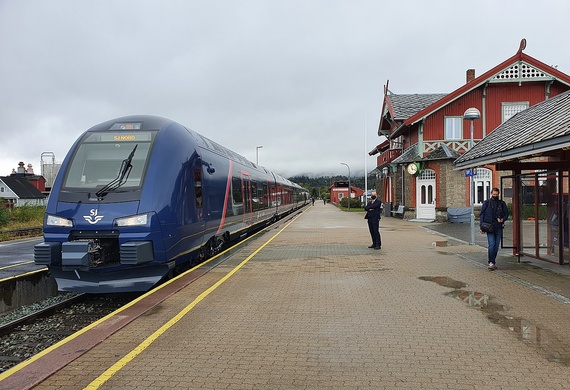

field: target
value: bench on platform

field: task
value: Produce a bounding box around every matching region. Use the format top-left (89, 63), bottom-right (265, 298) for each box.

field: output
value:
top-left (391, 205), bottom-right (405, 218)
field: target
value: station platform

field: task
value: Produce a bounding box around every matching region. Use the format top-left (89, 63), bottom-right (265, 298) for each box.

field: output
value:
top-left (3, 204), bottom-right (570, 389)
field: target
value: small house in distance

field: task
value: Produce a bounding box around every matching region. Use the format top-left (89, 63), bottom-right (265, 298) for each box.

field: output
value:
top-left (1, 162), bottom-right (47, 207)
top-left (329, 181), bottom-right (364, 205)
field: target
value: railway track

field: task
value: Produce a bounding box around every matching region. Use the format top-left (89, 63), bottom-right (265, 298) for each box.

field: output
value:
top-left (0, 227), bottom-right (43, 241)
top-left (0, 292), bottom-right (140, 373)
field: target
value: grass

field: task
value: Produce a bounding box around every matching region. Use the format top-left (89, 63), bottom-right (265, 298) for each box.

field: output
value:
top-left (0, 205), bottom-right (45, 240)
top-left (339, 206), bottom-right (364, 212)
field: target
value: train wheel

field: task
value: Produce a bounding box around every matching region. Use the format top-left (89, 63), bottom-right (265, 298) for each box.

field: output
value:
top-left (200, 235), bottom-right (226, 259)
top-left (210, 235), bottom-right (226, 255)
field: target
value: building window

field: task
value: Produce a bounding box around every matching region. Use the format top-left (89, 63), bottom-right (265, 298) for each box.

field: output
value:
top-left (444, 117), bottom-right (462, 140)
top-left (474, 168), bottom-right (492, 204)
top-left (502, 102), bottom-right (528, 123)
top-left (0, 187), bottom-right (4, 192)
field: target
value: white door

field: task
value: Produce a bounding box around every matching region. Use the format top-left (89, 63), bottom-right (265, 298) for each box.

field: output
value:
top-left (416, 169), bottom-right (436, 220)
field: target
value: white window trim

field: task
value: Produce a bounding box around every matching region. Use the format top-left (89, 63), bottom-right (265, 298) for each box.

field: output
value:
top-left (474, 168), bottom-right (492, 205)
top-left (502, 102), bottom-right (529, 123)
top-left (444, 116), bottom-right (462, 140)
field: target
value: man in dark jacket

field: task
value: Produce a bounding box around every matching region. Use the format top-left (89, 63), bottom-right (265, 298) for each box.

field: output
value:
top-left (479, 187), bottom-right (509, 270)
top-left (364, 191), bottom-right (382, 250)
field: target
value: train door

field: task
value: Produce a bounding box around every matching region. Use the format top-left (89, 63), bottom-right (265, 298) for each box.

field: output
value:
top-left (168, 158), bottom-right (206, 258)
top-left (263, 182), bottom-right (270, 209)
top-left (269, 182), bottom-right (277, 208)
top-left (193, 168), bottom-right (205, 224)
top-left (241, 172), bottom-right (254, 225)
top-left (275, 184), bottom-right (283, 212)
top-left (192, 163), bottom-right (206, 247)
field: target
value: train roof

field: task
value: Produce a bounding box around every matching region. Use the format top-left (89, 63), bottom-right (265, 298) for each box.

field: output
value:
top-left (85, 115), bottom-right (176, 132)
top-left (85, 115), bottom-right (302, 188)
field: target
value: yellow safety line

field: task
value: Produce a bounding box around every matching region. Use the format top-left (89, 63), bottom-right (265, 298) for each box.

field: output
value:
top-left (0, 261), bottom-right (35, 271)
top-left (0, 222), bottom-right (266, 382)
top-left (0, 212), bottom-right (301, 384)
top-left (84, 214), bottom-right (299, 389)
top-left (0, 268), bottom-right (46, 283)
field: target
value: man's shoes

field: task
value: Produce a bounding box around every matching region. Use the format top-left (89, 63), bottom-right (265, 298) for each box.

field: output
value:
top-left (368, 245), bottom-right (375, 248)
top-left (488, 263), bottom-right (496, 270)
top-left (374, 246), bottom-right (381, 250)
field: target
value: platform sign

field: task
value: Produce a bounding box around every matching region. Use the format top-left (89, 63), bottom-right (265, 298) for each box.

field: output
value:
top-left (464, 168), bottom-right (477, 177)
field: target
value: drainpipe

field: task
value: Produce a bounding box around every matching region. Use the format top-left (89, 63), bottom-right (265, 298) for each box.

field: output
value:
top-left (546, 80), bottom-right (553, 100)
top-left (401, 165), bottom-right (405, 206)
top-left (418, 119), bottom-right (425, 156)
top-left (482, 82), bottom-right (488, 137)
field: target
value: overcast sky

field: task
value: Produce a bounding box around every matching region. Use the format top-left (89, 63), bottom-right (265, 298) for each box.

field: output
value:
top-left (1, 1), bottom-right (570, 180)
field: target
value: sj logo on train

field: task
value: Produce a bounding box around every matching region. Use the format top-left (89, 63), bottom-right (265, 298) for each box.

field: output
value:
top-left (83, 209), bottom-right (104, 224)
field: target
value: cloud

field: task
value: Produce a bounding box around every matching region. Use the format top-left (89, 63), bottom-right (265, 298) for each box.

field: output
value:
top-left (1, 0), bottom-right (570, 179)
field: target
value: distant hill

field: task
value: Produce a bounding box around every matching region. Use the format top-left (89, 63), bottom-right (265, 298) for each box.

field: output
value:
top-left (288, 174), bottom-right (376, 192)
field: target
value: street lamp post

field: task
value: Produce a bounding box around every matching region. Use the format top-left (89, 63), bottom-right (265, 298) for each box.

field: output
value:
top-left (340, 162), bottom-right (351, 211)
top-left (463, 107), bottom-right (481, 245)
top-left (256, 145), bottom-right (263, 165)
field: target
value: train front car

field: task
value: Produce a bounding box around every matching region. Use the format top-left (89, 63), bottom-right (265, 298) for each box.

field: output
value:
top-left (34, 116), bottom-right (206, 293)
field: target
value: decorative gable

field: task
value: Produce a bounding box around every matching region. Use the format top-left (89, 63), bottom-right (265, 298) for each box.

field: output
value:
top-left (492, 61), bottom-right (554, 83)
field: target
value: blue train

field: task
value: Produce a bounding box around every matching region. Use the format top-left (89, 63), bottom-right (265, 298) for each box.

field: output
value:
top-left (34, 115), bottom-right (309, 293)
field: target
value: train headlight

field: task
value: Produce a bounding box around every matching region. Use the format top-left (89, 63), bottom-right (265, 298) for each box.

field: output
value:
top-left (46, 214), bottom-right (74, 227)
top-left (114, 213), bottom-right (149, 227)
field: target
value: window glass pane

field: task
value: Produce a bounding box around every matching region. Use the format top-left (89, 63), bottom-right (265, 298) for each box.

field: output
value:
top-left (63, 131), bottom-right (155, 190)
top-left (232, 177), bottom-right (242, 203)
top-left (502, 102), bottom-right (528, 122)
top-left (445, 117), bottom-right (462, 140)
top-left (194, 170), bottom-right (203, 208)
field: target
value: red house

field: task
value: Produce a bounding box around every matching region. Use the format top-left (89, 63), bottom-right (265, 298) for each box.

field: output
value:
top-left (329, 181), bottom-right (364, 205)
top-left (10, 162), bottom-right (47, 193)
top-left (372, 40), bottom-right (570, 221)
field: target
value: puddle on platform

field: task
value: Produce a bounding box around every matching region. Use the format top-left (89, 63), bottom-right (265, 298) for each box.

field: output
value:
top-left (418, 276), bottom-right (467, 289)
top-left (420, 276), bottom-right (570, 366)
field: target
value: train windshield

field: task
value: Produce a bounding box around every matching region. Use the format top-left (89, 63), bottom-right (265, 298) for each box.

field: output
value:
top-left (62, 131), bottom-right (156, 192)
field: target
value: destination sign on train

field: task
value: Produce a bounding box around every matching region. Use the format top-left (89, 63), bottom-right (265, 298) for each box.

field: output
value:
top-left (91, 132), bottom-right (153, 142)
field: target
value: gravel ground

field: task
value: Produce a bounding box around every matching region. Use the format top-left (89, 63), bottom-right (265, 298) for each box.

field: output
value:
top-left (0, 293), bottom-right (132, 373)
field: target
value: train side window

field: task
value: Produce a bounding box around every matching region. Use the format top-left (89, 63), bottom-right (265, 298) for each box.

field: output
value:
top-left (263, 184), bottom-right (269, 207)
top-left (232, 177), bottom-right (242, 203)
top-left (194, 170), bottom-right (203, 208)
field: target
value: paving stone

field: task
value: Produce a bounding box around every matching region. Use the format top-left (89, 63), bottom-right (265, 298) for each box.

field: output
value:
top-left (29, 205), bottom-right (570, 389)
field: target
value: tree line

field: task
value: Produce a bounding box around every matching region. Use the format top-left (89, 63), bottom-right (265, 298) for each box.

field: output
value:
top-left (288, 174), bottom-right (376, 199)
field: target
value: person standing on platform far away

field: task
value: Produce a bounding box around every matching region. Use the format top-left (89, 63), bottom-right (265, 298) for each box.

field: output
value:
top-left (364, 191), bottom-right (382, 250)
top-left (479, 187), bottom-right (509, 270)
